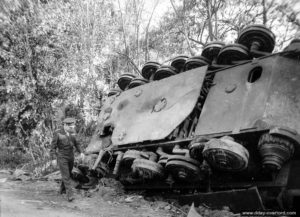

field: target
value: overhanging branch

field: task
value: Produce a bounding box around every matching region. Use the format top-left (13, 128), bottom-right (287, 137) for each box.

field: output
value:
top-left (117, 52), bottom-right (141, 75)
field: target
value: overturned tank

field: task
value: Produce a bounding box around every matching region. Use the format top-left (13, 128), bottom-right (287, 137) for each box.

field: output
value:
top-left (80, 25), bottom-right (300, 212)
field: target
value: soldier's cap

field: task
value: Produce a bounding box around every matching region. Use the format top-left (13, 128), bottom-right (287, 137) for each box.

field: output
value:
top-left (63, 117), bottom-right (76, 124)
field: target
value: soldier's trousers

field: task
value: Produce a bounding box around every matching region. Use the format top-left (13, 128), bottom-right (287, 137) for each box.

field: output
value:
top-left (57, 156), bottom-right (74, 196)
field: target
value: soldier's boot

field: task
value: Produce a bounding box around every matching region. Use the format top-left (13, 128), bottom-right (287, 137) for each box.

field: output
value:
top-left (59, 182), bottom-right (66, 195)
top-left (67, 189), bottom-right (74, 202)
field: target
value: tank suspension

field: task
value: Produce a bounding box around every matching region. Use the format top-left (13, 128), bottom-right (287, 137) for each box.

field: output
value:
top-left (188, 116), bottom-right (198, 138)
top-left (92, 149), bottom-right (105, 170)
top-left (178, 118), bottom-right (191, 139)
top-left (156, 147), bottom-right (170, 167)
top-left (113, 151), bottom-right (124, 176)
top-left (172, 144), bottom-right (189, 156)
top-left (202, 136), bottom-right (249, 172)
top-left (258, 131), bottom-right (296, 172)
top-left (131, 150), bottom-right (164, 180)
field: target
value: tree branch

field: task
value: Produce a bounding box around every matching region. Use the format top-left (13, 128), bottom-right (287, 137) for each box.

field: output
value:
top-left (117, 0), bottom-right (128, 55)
top-left (144, 0), bottom-right (159, 62)
top-left (170, 0), bottom-right (195, 55)
top-left (117, 52), bottom-right (141, 75)
top-left (188, 37), bottom-right (205, 46)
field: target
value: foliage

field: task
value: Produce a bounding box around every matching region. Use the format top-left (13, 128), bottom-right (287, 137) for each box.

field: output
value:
top-left (147, 0), bottom-right (300, 58)
top-left (0, 0), bottom-right (299, 170)
top-left (0, 135), bottom-right (32, 169)
top-left (0, 0), bottom-right (112, 168)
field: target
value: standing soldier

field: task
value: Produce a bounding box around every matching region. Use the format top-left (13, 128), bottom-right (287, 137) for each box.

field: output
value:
top-left (50, 117), bottom-right (85, 202)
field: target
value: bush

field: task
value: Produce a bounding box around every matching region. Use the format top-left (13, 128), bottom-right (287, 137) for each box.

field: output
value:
top-left (0, 136), bottom-right (32, 169)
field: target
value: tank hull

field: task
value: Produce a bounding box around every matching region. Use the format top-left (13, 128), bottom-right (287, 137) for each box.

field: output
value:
top-left (83, 51), bottom-right (300, 211)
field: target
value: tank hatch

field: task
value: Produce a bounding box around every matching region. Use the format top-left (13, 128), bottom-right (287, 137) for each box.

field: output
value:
top-left (106, 66), bottom-right (207, 146)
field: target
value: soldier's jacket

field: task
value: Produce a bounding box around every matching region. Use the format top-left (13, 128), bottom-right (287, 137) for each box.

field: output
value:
top-left (50, 129), bottom-right (82, 159)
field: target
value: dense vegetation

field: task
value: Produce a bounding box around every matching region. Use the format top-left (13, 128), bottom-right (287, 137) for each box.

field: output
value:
top-left (0, 0), bottom-right (299, 170)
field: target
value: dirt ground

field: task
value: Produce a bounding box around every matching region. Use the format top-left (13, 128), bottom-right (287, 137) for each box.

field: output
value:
top-left (0, 172), bottom-right (183, 217)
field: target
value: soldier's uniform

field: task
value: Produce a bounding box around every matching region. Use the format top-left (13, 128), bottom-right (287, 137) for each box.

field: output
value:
top-left (50, 118), bottom-right (82, 201)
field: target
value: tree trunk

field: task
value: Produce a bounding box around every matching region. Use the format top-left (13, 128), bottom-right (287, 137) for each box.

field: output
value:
top-left (262, 0), bottom-right (267, 25)
top-left (118, 0), bottom-right (129, 55)
top-left (206, 0), bottom-right (214, 41)
top-left (144, 0), bottom-right (159, 62)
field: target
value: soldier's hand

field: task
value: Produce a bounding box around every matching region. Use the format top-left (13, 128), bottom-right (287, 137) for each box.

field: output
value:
top-left (80, 153), bottom-right (85, 161)
top-left (51, 159), bottom-right (57, 167)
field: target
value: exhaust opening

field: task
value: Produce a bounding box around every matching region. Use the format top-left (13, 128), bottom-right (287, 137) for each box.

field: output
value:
top-left (100, 124), bottom-right (114, 137)
top-left (248, 66), bottom-right (262, 83)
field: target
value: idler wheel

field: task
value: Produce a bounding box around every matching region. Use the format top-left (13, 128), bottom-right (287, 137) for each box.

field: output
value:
top-left (145, 151), bottom-right (158, 162)
top-left (132, 158), bottom-right (164, 179)
top-left (258, 133), bottom-right (295, 171)
top-left (171, 55), bottom-right (189, 72)
top-left (158, 155), bottom-right (168, 167)
top-left (202, 137), bottom-right (249, 172)
top-left (189, 137), bottom-right (208, 161)
top-left (122, 150), bottom-right (146, 167)
top-left (166, 155), bottom-right (201, 182)
top-left (217, 43), bottom-right (251, 65)
top-left (238, 24), bottom-right (275, 53)
top-left (183, 56), bottom-right (211, 71)
top-left (127, 78), bottom-right (148, 89)
top-left (201, 41), bottom-right (225, 61)
top-left (152, 65), bottom-right (179, 81)
top-left (108, 88), bottom-right (121, 97)
top-left (142, 61), bottom-right (161, 80)
top-left (117, 74), bottom-right (136, 91)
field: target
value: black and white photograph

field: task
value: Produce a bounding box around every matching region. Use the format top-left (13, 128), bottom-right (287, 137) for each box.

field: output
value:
top-left (0, 0), bottom-right (299, 216)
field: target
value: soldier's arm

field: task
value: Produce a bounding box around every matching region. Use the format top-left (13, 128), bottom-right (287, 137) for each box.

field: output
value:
top-left (50, 132), bottom-right (58, 159)
top-left (73, 136), bottom-right (82, 154)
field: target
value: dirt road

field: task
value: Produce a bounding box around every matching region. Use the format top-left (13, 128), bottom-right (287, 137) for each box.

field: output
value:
top-left (0, 173), bottom-right (179, 217)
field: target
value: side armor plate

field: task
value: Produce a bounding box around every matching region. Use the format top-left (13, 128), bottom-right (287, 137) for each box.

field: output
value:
top-left (104, 66), bottom-right (207, 146)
